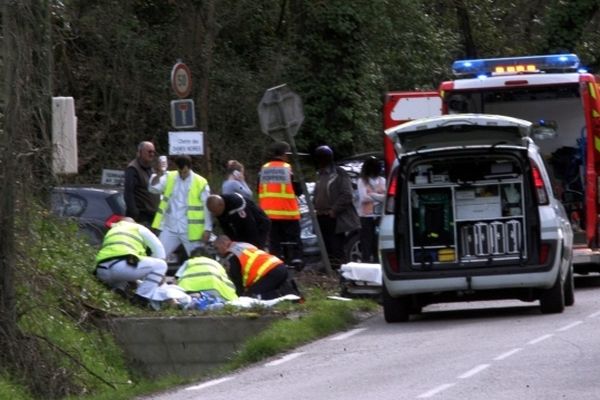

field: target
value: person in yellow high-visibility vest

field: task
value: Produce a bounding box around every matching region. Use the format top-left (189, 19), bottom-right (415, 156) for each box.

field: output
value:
top-left (213, 235), bottom-right (301, 300)
top-left (149, 155), bottom-right (213, 261)
top-left (258, 141), bottom-right (303, 266)
top-left (174, 247), bottom-right (238, 302)
top-left (95, 217), bottom-right (167, 304)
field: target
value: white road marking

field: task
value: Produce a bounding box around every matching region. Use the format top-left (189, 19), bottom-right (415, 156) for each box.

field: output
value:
top-left (494, 348), bottom-right (523, 361)
top-left (185, 377), bottom-right (234, 391)
top-left (527, 333), bottom-right (554, 345)
top-left (417, 383), bottom-right (456, 398)
top-left (587, 310), bottom-right (600, 319)
top-left (329, 328), bottom-right (367, 341)
top-left (264, 352), bottom-right (305, 367)
top-left (556, 321), bottom-right (583, 332)
top-left (458, 364), bottom-right (490, 379)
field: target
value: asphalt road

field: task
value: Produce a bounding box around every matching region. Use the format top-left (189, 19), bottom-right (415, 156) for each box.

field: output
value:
top-left (142, 275), bottom-right (600, 400)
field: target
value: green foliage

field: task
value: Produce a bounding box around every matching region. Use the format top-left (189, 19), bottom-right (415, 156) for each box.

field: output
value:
top-left (291, 0), bottom-right (382, 155)
top-left (8, 208), bottom-right (151, 398)
top-left (0, 376), bottom-right (30, 400)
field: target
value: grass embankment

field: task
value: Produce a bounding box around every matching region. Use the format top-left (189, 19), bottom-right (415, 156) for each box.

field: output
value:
top-left (0, 210), bottom-right (377, 399)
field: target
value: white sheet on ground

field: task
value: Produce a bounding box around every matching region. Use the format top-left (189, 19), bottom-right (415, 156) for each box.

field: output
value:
top-left (228, 294), bottom-right (301, 308)
top-left (340, 262), bottom-right (382, 285)
top-left (148, 285), bottom-right (300, 310)
top-left (150, 284), bottom-right (192, 307)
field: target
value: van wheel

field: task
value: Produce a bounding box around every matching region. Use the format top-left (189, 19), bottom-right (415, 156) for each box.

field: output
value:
top-left (539, 271), bottom-right (565, 314)
top-left (564, 264), bottom-right (575, 307)
top-left (383, 284), bottom-right (410, 323)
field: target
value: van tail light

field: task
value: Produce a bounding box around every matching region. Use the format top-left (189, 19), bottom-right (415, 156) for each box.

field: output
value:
top-left (539, 243), bottom-right (550, 264)
top-left (530, 161), bottom-right (549, 205)
top-left (105, 214), bottom-right (125, 228)
top-left (384, 251), bottom-right (399, 272)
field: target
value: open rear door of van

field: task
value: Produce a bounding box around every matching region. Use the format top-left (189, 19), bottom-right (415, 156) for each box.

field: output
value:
top-left (383, 92), bottom-right (442, 174)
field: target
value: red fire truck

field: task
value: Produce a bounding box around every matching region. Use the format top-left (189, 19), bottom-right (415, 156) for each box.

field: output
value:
top-left (384, 54), bottom-right (600, 273)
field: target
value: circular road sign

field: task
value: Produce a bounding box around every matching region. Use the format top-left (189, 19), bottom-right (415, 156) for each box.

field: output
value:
top-left (171, 62), bottom-right (192, 98)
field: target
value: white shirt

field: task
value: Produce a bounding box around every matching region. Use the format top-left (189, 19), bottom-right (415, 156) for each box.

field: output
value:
top-left (137, 223), bottom-right (167, 259)
top-left (357, 176), bottom-right (386, 217)
top-left (148, 171), bottom-right (213, 234)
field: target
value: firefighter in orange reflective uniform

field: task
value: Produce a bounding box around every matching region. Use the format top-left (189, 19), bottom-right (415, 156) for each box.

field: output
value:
top-left (213, 235), bottom-right (300, 300)
top-left (258, 141), bottom-right (303, 266)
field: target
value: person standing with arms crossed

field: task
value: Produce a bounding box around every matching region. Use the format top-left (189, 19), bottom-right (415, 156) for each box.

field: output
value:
top-left (124, 141), bottom-right (160, 227)
top-left (357, 157), bottom-right (386, 262)
top-left (149, 155), bottom-right (214, 260)
top-left (258, 141), bottom-right (303, 266)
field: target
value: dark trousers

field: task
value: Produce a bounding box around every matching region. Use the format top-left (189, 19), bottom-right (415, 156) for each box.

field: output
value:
top-left (317, 215), bottom-right (346, 266)
top-left (248, 264), bottom-right (289, 300)
top-left (268, 219), bottom-right (303, 262)
top-left (360, 216), bottom-right (380, 263)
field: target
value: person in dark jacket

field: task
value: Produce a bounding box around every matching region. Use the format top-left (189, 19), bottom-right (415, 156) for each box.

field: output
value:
top-left (206, 193), bottom-right (270, 249)
top-left (124, 141), bottom-right (160, 227)
top-left (312, 145), bottom-right (361, 267)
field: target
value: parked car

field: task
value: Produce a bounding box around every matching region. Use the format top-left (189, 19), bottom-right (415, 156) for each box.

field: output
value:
top-left (379, 114), bottom-right (574, 322)
top-left (50, 185), bottom-right (126, 246)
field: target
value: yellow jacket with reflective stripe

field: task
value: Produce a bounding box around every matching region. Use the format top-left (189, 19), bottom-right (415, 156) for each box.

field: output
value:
top-left (229, 242), bottom-right (282, 288)
top-left (177, 256), bottom-right (238, 301)
top-left (95, 221), bottom-right (146, 263)
top-left (152, 171), bottom-right (208, 240)
top-left (258, 161), bottom-right (300, 220)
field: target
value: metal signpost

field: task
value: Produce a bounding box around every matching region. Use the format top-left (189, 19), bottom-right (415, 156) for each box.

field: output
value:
top-left (169, 60), bottom-right (205, 160)
top-left (257, 84), bottom-right (333, 276)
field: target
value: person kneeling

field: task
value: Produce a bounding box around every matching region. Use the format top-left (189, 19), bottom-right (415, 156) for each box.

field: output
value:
top-left (213, 235), bottom-right (300, 300)
top-left (95, 217), bottom-right (167, 305)
top-left (175, 247), bottom-right (238, 302)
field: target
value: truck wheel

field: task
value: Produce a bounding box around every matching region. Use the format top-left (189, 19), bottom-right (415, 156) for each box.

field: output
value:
top-left (539, 271), bottom-right (565, 314)
top-left (564, 264), bottom-right (575, 307)
top-left (383, 284), bottom-right (410, 323)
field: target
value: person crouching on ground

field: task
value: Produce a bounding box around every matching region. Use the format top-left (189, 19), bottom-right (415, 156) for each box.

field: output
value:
top-left (175, 247), bottom-right (238, 302)
top-left (213, 235), bottom-right (300, 300)
top-left (95, 217), bottom-right (167, 303)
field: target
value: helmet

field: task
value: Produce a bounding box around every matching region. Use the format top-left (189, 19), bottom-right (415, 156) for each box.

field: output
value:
top-left (314, 145), bottom-right (333, 156)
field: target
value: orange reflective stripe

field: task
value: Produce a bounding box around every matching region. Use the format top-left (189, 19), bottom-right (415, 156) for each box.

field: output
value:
top-left (233, 243), bottom-right (283, 288)
top-left (259, 161), bottom-right (299, 220)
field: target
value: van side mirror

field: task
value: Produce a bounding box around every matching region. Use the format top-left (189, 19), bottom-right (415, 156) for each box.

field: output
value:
top-left (532, 120), bottom-right (558, 140)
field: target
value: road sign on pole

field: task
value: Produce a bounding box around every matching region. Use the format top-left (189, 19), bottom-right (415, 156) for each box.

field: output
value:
top-left (257, 84), bottom-right (333, 276)
top-left (171, 61), bottom-right (192, 99)
top-left (257, 84), bottom-right (304, 141)
top-left (171, 99), bottom-right (196, 129)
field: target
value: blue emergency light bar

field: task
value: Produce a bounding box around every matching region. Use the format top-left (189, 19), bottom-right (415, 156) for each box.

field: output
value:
top-left (452, 54), bottom-right (581, 78)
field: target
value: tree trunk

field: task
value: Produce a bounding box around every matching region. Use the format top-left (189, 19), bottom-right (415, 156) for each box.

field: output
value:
top-left (0, 0), bottom-right (19, 351)
top-left (453, 0), bottom-right (477, 58)
top-left (197, 0), bottom-right (215, 178)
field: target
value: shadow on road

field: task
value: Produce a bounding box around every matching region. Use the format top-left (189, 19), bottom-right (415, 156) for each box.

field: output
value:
top-left (574, 274), bottom-right (600, 290)
top-left (414, 304), bottom-right (540, 322)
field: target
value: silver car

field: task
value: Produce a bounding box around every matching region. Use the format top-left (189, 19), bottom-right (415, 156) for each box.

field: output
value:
top-left (379, 114), bottom-right (574, 322)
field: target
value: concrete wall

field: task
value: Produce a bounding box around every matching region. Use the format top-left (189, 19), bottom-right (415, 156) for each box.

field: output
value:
top-left (110, 315), bottom-right (279, 378)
